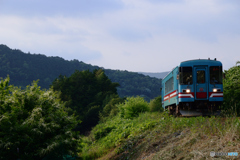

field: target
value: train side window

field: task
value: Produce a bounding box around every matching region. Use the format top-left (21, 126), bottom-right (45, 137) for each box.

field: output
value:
top-left (197, 70), bottom-right (205, 83)
top-left (210, 66), bottom-right (223, 84)
top-left (179, 67), bottom-right (192, 85)
top-left (165, 77), bottom-right (173, 93)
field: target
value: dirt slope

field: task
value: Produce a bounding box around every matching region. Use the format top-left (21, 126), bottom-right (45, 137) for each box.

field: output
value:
top-left (100, 128), bottom-right (240, 160)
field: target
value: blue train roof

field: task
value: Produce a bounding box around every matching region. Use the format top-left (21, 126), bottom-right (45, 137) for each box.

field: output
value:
top-left (162, 59), bottom-right (222, 80)
top-left (179, 59), bottom-right (222, 67)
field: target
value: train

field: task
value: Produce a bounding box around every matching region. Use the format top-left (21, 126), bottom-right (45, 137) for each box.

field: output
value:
top-left (161, 59), bottom-right (223, 116)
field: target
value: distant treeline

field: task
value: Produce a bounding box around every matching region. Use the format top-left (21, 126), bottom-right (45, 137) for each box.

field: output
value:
top-left (0, 44), bottom-right (161, 101)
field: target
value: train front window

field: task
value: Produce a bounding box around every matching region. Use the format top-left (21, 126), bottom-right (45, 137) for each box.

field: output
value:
top-left (179, 67), bottom-right (192, 85)
top-left (197, 70), bottom-right (205, 84)
top-left (210, 66), bottom-right (223, 84)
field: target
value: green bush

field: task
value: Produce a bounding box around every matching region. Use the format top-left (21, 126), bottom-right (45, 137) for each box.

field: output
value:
top-left (0, 77), bottom-right (80, 160)
top-left (80, 112), bottom-right (160, 159)
top-left (94, 126), bottom-right (115, 140)
top-left (99, 95), bottom-right (125, 122)
top-left (149, 96), bottom-right (163, 112)
top-left (223, 61), bottom-right (240, 115)
top-left (119, 96), bottom-right (149, 119)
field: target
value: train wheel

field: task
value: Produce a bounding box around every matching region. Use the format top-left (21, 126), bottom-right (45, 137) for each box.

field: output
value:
top-left (167, 106), bottom-right (174, 116)
top-left (167, 106), bottom-right (171, 115)
top-left (176, 105), bottom-right (181, 116)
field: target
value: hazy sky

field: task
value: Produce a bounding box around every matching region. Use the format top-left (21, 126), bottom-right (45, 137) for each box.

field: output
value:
top-left (0, 0), bottom-right (239, 72)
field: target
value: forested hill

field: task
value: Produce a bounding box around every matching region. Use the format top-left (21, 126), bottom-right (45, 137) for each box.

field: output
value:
top-left (0, 44), bottom-right (161, 101)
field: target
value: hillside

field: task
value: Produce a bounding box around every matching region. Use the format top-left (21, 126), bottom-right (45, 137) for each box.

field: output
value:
top-left (80, 112), bottom-right (240, 160)
top-left (0, 44), bottom-right (162, 101)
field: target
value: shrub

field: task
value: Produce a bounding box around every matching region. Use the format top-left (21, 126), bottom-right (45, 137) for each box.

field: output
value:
top-left (0, 77), bottom-right (80, 160)
top-left (99, 95), bottom-right (125, 122)
top-left (94, 126), bottom-right (115, 140)
top-left (119, 96), bottom-right (149, 119)
top-left (149, 96), bottom-right (163, 112)
top-left (223, 61), bottom-right (240, 115)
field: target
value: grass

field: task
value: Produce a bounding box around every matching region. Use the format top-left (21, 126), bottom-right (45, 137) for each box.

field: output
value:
top-left (79, 112), bottom-right (161, 159)
top-left (78, 111), bottom-right (240, 160)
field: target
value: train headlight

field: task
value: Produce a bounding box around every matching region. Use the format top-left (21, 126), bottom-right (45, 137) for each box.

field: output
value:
top-left (213, 88), bottom-right (221, 92)
top-left (186, 89), bottom-right (191, 93)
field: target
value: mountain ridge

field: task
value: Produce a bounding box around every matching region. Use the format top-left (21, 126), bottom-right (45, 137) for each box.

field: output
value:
top-left (0, 44), bottom-right (162, 100)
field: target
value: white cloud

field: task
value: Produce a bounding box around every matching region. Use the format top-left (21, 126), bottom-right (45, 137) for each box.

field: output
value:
top-left (0, 0), bottom-right (239, 72)
top-left (0, 15), bottom-right (102, 61)
top-left (87, 33), bottom-right (240, 72)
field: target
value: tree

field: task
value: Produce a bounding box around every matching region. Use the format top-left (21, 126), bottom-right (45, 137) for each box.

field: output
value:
top-left (223, 61), bottom-right (240, 115)
top-left (149, 96), bottom-right (163, 112)
top-left (51, 69), bottom-right (120, 132)
top-left (119, 96), bottom-right (149, 119)
top-left (99, 94), bottom-right (125, 122)
top-left (0, 77), bottom-right (80, 160)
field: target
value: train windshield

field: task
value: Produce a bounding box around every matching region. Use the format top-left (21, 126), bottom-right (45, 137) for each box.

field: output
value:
top-left (210, 66), bottom-right (223, 84)
top-left (179, 67), bottom-right (193, 85)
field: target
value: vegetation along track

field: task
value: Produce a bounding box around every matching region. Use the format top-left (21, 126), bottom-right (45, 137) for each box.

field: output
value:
top-left (80, 112), bottom-right (240, 160)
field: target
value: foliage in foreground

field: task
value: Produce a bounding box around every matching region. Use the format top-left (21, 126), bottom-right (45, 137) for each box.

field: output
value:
top-left (99, 95), bottom-right (125, 123)
top-left (80, 111), bottom-right (240, 160)
top-left (119, 96), bottom-right (149, 119)
top-left (149, 95), bottom-right (163, 112)
top-left (223, 61), bottom-right (240, 115)
top-left (80, 112), bottom-right (161, 159)
top-left (0, 77), bottom-right (80, 160)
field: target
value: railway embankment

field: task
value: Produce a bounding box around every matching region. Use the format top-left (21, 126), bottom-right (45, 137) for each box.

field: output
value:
top-left (79, 62), bottom-right (240, 159)
top-left (79, 112), bottom-right (240, 160)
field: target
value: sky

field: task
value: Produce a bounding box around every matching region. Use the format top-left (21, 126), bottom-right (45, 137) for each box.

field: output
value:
top-left (0, 0), bottom-right (240, 72)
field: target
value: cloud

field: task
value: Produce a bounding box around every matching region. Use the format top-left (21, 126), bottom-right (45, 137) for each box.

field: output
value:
top-left (88, 33), bottom-right (240, 72)
top-left (0, 15), bottom-right (102, 62)
top-left (107, 1), bottom-right (239, 37)
top-left (0, 0), bottom-right (124, 17)
top-left (0, 0), bottom-right (240, 72)
top-left (110, 28), bottom-right (152, 42)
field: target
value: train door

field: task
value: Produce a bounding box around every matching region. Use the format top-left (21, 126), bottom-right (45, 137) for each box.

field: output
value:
top-left (194, 66), bottom-right (208, 100)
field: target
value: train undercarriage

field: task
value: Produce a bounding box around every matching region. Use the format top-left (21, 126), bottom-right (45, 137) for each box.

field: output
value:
top-left (166, 101), bottom-right (222, 117)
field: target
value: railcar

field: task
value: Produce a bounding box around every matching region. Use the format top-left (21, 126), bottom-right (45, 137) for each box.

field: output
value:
top-left (162, 59), bottom-right (223, 116)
